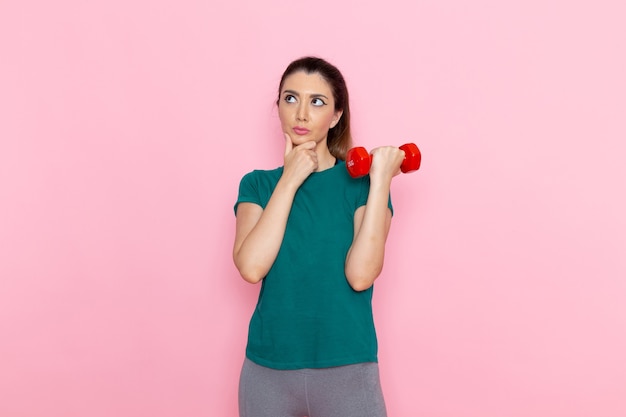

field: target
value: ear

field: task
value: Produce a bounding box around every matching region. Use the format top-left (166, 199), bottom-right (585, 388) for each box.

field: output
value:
top-left (330, 109), bottom-right (343, 129)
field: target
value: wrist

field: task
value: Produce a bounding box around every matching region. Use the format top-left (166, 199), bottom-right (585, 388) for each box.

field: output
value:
top-left (276, 175), bottom-right (301, 195)
top-left (369, 174), bottom-right (393, 190)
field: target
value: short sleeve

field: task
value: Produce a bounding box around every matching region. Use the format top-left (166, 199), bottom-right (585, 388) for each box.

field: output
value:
top-left (355, 176), bottom-right (394, 216)
top-left (234, 171), bottom-right (261, 215)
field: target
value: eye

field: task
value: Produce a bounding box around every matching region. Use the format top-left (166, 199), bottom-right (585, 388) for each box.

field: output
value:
top-left (284, 95), bottom-right (297, 104)
top-left (311, 98), bottom-right (326, 106)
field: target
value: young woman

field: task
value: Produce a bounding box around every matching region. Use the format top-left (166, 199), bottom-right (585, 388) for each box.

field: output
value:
top-left (233, 57), bottom-right (405, 417)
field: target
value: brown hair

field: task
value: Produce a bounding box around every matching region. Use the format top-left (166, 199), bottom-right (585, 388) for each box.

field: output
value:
top-left (277, 57), bottom-right (353, 160)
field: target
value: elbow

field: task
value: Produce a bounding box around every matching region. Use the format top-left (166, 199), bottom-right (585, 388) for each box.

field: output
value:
top-left (233, 254), bottom-right (265, 284)
top-left (236, 264), bottom-right (265, 284)
top-left (234, 264), bottom-right (265, 285)
top-left (244, 274), bottom-right (262, 284)
top-left (344, 247), bottom-right (385, 292)
top-left (345, 267), bottom-right (381, 292)
top-left (349, 279), bottom-right (374, 292)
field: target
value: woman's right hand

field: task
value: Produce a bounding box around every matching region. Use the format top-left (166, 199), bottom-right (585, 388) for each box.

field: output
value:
top-left (281, 133), bottom-right (318, 188)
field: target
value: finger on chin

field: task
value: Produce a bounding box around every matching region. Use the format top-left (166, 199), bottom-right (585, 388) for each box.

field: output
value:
top-left (284, 133), bottom-right (294, 154)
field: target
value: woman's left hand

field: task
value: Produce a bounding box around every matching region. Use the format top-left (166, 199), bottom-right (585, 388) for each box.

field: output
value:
top-left (368, 146), bottom-right (406, 183)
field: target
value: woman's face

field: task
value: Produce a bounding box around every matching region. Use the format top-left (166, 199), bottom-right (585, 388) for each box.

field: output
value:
top-left (278, 71), bottom-right (343, 147)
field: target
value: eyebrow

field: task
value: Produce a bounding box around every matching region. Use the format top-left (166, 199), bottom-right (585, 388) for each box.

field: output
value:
top-left (283, 90), bottom-right (329, 100)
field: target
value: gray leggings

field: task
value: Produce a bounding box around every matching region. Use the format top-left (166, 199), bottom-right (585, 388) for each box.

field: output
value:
top-left (238, 358), bottom-right (387, 417)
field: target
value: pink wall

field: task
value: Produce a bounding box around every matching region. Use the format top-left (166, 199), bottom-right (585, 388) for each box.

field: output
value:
top-left (1, 0), bottom-right (625, 416)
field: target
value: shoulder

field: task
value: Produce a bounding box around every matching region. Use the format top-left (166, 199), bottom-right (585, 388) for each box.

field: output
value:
top-left (239, 166), bottom-right (284, 185)
top-left (235, 166), bottom-right (284, 213)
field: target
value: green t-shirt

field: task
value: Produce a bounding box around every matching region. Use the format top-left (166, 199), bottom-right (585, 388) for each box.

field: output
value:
top-left (234, 160), bottom-right (393, 370)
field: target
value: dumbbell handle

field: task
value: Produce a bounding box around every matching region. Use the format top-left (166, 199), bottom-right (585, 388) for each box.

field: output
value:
top-left (346, 143), bottom-right (421, 178)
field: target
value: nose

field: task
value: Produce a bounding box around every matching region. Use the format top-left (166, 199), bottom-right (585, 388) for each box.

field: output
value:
top-left (296, 102), bottom-right (309, 122)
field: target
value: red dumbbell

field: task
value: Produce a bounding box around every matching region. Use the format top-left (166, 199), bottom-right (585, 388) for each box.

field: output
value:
top-left (346, 143), bottom-right (421, 178)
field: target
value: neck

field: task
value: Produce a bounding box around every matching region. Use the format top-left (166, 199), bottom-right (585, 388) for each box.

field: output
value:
top-left (315, 145), bottom-right (336, 172)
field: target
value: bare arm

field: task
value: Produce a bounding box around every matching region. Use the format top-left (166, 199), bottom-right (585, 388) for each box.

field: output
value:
top-left (345, 146), bottom-right (405, 291)
top-left (233, 135), bottom-right (318, 283)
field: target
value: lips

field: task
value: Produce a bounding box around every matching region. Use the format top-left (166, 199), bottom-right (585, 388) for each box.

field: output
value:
top-left (293, 127), bottom-right (310, 135)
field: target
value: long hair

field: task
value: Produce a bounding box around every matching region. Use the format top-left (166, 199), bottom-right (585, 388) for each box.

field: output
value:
top-left (277, 57), bottom-right (352, 160)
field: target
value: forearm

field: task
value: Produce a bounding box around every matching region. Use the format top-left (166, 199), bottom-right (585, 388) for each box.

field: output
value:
top-left (234, 179), bottom-right (298, 283)
top-left (345, 179), bottom-right (393, 291)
